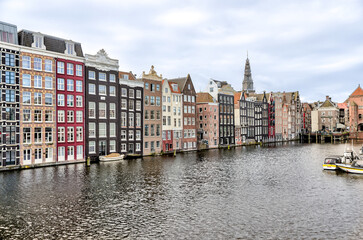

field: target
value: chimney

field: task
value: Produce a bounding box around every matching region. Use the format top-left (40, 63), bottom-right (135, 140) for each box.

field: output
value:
top-left (326, 95), bottom-right (330, 100)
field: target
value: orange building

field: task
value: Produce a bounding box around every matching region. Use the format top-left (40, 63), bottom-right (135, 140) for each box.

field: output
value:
top-left (347, 85), bottom-right (363, 137)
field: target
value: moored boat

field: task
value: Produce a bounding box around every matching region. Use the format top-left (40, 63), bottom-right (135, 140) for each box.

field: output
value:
top-left (99, 153), bottom-right (125, 162)
top-left (336, 160), bottom-right (363, 174)
top-left (323, 156), bottom-right (342, 170)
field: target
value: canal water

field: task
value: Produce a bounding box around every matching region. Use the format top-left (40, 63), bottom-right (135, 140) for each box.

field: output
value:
top-left (1, 142), bottom-right (363, 239)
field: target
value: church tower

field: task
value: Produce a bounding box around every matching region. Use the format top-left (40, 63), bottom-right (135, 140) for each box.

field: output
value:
top-left (242, 55), bottom-right (255, 93)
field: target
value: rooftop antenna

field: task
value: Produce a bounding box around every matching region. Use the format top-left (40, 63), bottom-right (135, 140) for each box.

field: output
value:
top-left (247, 50), bottom-right (248, 59)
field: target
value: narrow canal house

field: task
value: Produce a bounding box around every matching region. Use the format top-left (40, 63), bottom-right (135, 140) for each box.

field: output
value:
top-left (268, 92), bottom-right (276, 141)
top-left (0, 21), bottom-right (20, 168)
top-left (85, 49), bottom-right (119, 160)
top-left (196, 92), bottom-right (219, 148)
top-left (140, 66), bottom-right (163, 155)
top-left (162, 79), bottom-right (183, 153)
top-left (347, 85), bottom-right (363, 138)
top-left (18, 31), bottom-right (57, 165)
top-left (119, 71), bottom-right (144, 156)
top-left (169, 74), bottom-right (197, 151)
top-left (18, 30), bottom-right (86, 162)
top-left (311, 96), bottom-right (339, 133)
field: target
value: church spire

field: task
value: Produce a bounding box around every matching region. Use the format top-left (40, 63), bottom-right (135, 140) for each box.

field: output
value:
top-left (242, 55), bottom-right (254, 93)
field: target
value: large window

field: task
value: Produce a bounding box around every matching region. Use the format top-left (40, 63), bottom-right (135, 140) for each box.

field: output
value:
top-left (136, 113), bottom-right (141, 127)
top-left (76, 96), bottom-right (83, 107)
top-left (22, 56), bottom-right (31, 69)
top-left (57, 78), bottom-right (65, 90)
top-left (23, 74), bottom-right (31, 87)
top-left (23, 149), bottom-right (31, 162)
top-left (110, 86), bottom-right (116, 96)
top-left (45, 77), bottom-right (53, 89)
top-left (76, 111), bottom-right (83, 122)
top-left (23, 92), bottom-right (31, 105)
top-left (89, 102), bottom-right (95, 118)
top-left (109, 74), bottom-right (116, 82)
top-left (76, 127), bottom-right (83, 141)
top-left (45, 59), bottom-right (52, 72)
top-left (23, 128), bottom-right (31, 144)
top-left (67, 110), bottom-right (74, 122)
top-left (67, 79), bottom-right (74, 91)
top-left (67, 127), bottom-right (74, 142)
top-left (67, 63), bottom-right (74, 75)
top-left (99, 123), bottom-right (106, 138)
top-left (6, 90), bottom-right (15, 102)
top-left (45, 128), bottom-right (52, 143)
top-left (76, 65), bottom-right (83, 76)
top-left (34, 110), bottom-right (42, 122)
top-left (110, 123), bottom-right (116, 137)
top-left (34, 127), bottom-right (42, 143)
top-left (76, 81), bottom-right (82, 92)
top-left (5, 71), bottom-right (15, 84)
top-left (23, 109), bottom-right (31, 122)
top-left (45, 93), bottom-right (52, 105)
top-left (57, 94), bottom-right (64, 106)
top-left (88, 71), bottom-right (95, 80)
top-left (5, 127), bottom-right (16, 144)
top-left (6, 108), bottom-right (15, 120)
top-left (34, 58), bottom-right (42, 71)
top-left (99, 72), bottom-right (106, 81)
top-left (89, 83), bottom-right (95, 94)
top-left (34, 93), bottom-right (42, 105)
top-left (99, 85), bottom-right (107, 95)
top-left (89, 141), bottom-right (96, 153)
top-left (99, 102), bottom-right (106, 119)
top-left (110, 140), bottom-right (116, 152)
top-left (45, 110), bottom-right (53, 122)
top-left (67, 95), bottom-right (74, 107)
top-left (110, 103), bottom-right (116, 119)
top-left (58, 110), bottom-right (65, 122)
top-left (57, 62), bottom-right (65, 74)
top-left (89, 123), bottom-right (96, 138)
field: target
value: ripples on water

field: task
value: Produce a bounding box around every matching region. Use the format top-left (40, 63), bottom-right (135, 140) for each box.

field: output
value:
top-left (1, 142), bottom-right (363, 239)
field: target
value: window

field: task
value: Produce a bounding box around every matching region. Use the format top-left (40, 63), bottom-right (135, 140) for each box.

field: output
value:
top-left (99, 85), bottom-right (107, 95)
top-left (89, 123), bottom-right (96, 138)
top-left (67, 95), bottom-right (74, 107)
top-left (136, 90), bottom-right (141, 98)
top-left (136, 130), bottom-right (141, 140)
top-left (76, 127), bottom-right (83, 141)
top-left (76, 65), bottom-right (83, 76)
top-left (45, 148), bottom-right (53, 161)
top-left (89, 83), bottom-right (95, 94)
top-left (136, 143), bottom-right (141, 151)
top-left (5, 108), bottom-right (15, 120)
top-left (34, 127), bottom-right (42, 143)
top-left (57, 78), bottom-right (65, 90)
top-left (67, 79), bottom-right (74, 91)
top-left (44, 59), bottom-right (52, 72)
top-left (110, 140), bottom-right (116, 152)
top-left (89, 71), bottom-right (95, 79)
top-left (67, 111), bottom-right (74, 122)
top-left (156, 84), bottom-right (160, 91)
top-left (121, 112), bottom-right (127, 126)
top-left (145, 82), bottom-right (149, 89)
top-left (89, 141), bottom-right (96, 153)
top-left (121, 130), bottom-right (126, 140)
top-left (66, 43), bottom-right (74, 55)
top-left (110, 103), bottom-right (116, 119)
top-left (45, 77), bottom-right (53, 89)
top-left (76, 96), bottom-right (83, 107)
top-left (5, 72), bottom-right (15, 84)
top-left (35, 149), bottom-right (42, 162)
top-left (156, 97), bottom-right (160, 106)
top-left (34, 35), bottom-right (43, 48)
top-left (129, 100), bottom-right (134, 111)
top-left (99, 73), bottom-right (106, 81)
top-left (23, 74), bottom-right (31, 87)
top-left (89, 102), bottom-right (95, 118)
top-left (57, 62), bottom-right (65, 74)
top-left (67, 127), bottom-right (74, 142)
top-left (22, 56), bottom-right (31, 69)
top-left (129, 113), bottom-right (134, 127)
top-left (5, 127), bottom-right (16, 144)
top-left (99, 123), bottom-right (106, 137)
top-left (23, 109), bottom-right (31, 122)
top-left (121, 99), bottom-right (127, 109)
top-left (45, 110), bottom-right (53, 122)
top-left (129, 89), bottom-right (134, 98)
top-left (76, 111), bottom-right (83, 122)
top-left (23, 149), bottom-right (31, 162)
top-left (145, 125), bottom-right (149, 136)
top-left (136, 113), bottom-right (141, 127)
top-left (34, 75), bottom-right (42, 88)
top-left (136, 101), bottom-right (141, 111)
top-left (110, 123), bottom-right (116, 137)
top-left (129, 130), bottom-right (134, 140)
top-left (67, 63), bottom-right (74, 75)
top-left (99, 102), bottom-right (106, 118)
top-left (109, 74), bottom-right (116, 82)
top-left (34, 58), bottom-right (42, 70)
top-left (121, 88), bottom-right (127, 97)
top-left (58, 110), bottom-right (65, 122)
top-left (76, 81), bottom-right (82, 92)
top-left (145, 96), bottom-right (149, 105)
top-left (34, 110), bottom-right (42, 122)
top-left (23, 92), bottom-right (31, 105)
top-left (110, 86), bottom-right (116, 96)
top-left (45, 93), bottom-right (52, 105)
top-left (58, 147), bottom-right (65, 161)
top-left (150, 96), bottom-right (155, 105)
top-left (121, 143), bottom-right (127, 152)
top-left (45, 128), bottom-right (53, 143)
top-left (23, 128), bottom-right (31, 144)
top-left (67, 146), bottom-right (74, 160)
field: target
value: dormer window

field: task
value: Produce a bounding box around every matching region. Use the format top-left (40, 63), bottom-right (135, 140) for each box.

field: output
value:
top-left (32, 33), bottom-right (46, 49)
top-left (172, 84), bottom-right (178, 92)
top-left (65, 42), bottom-right (75, 55)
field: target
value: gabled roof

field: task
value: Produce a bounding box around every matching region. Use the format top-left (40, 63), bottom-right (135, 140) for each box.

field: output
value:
top-left (350, 85), bottom-right (363, 97)
top-left (320, 99), bottom-right (336, 108)
top-left (168, 74), bottom-right (192, 91)
top-left (211, 79), bottom-right (228, 88)
top-left (337, 102), bottom-right (348, 109)
top-left (196, 92), bottom-right (215, 103)
top-left (18, 29), bottom-right (84, 57)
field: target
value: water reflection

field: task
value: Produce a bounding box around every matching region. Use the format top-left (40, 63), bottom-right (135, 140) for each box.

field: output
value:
top-left (1, 142), bottom-right (363, 239)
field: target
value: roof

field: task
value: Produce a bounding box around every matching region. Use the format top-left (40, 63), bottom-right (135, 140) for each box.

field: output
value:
top-left (350, 85), bottom-right (363, 97)
top-left (337, 102), bottom-right (348, 109)
top-left (119, 71), bottom-right (136, 80)
top-left (211, 79), bottom-right (228, 88)
top-left (18, 30), bottom-right (83, 57)
top-left (320, 99), bottom-right (336, 108)
top-left (168, 75), bottom-right (190, 91)
top-left (168, 81), bottom-right (181, 94)
top-left (196, 92), bottom-right (215, 103)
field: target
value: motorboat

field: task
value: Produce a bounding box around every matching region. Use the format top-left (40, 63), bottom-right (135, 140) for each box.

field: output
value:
top-left (99, 153), bottom-right (125, 162)
top-left (323, 155), bottom-right (342, 170)
top-left (336, 160), bottom-right (363, 174)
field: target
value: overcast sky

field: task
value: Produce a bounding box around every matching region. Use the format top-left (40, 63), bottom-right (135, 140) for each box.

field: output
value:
top-left (1, 0), bottom-right (363, 102)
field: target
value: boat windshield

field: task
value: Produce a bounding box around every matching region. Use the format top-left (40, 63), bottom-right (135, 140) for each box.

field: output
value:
top-left (324, 158), bottom-right (337, 164)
